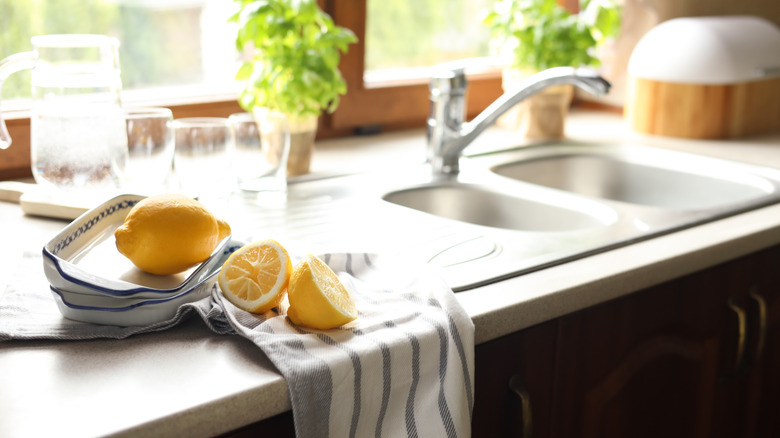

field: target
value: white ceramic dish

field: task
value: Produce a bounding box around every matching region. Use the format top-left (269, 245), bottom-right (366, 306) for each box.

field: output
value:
top-left (42, 194), bottom-right (232, 299)
top-left (50, 238), bottom-right (245, 326)
top-left (50, 281), bottom-right (212, 327)
top-left (54, 238), bottom-right (244, 308)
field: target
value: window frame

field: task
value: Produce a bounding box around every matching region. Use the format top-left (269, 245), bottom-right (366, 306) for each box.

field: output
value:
top-left (325, 0), bottom-right (503, 131)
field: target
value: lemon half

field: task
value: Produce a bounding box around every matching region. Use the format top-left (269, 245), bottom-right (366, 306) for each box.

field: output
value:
top-left (287, 254), bottom-right (358, 330)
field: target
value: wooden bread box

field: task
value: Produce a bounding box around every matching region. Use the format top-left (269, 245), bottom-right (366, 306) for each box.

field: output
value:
top-left (625, 16), bottom-right (780, 139)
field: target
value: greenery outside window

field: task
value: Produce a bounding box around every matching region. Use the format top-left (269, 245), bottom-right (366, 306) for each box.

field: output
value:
top-left (1, 0), bottom-right (239, 107)
top-left (364, 0), bottom-right (493, 85)
top-left (328, 0), bottom-right (505, 131)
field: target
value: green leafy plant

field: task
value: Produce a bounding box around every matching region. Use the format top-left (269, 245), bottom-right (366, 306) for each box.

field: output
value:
top-left (231, 0), bottom-right (357, 120)
top-left (482, 0), bottom-right (621, 72)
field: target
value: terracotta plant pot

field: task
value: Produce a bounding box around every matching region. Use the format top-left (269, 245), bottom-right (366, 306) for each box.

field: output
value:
top-left (498, 68), bottom-right (574, 140)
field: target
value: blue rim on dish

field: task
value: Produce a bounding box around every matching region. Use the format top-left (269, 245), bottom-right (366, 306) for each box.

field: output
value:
top-left (47, 196), bottom-right (140, 257)
top-left (42, 194), bottom-right (241, 297)
top-left (50, 279), bottom-right (218, 312)
top-left (49, 241), bottom-right (245, 312)
top-left (43, 237), bottom-right (237, 297)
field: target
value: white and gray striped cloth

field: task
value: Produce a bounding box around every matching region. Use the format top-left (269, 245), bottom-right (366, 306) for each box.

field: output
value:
top-left (1, 251), bottom-right (475, 438)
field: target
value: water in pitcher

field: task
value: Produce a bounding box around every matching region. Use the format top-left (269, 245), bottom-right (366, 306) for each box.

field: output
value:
top-left (30, 75), bottom-right (128, 192)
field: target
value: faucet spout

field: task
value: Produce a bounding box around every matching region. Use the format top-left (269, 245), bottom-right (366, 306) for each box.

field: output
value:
top-left (427, 66), bottom-right (611, 175)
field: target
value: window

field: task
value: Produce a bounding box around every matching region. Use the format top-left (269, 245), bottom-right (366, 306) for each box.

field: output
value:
top-left (0, 0), bottom-right (245, 178)
top-left (0, 0), bottom-right (513, 177)
top-left (0, 0), bottom-right (240, 107)
top-left (364, 0), bottom-right (493, 85)
top-left (328, 0), bottom-right (504, 131)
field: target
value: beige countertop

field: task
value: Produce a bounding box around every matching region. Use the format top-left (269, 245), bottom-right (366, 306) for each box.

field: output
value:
top-left (2, 109), bottom-right (780, 437)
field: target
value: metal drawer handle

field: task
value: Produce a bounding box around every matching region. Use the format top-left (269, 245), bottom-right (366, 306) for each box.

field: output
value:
top-left (508, 375), bottom-right (533, 438)
top-left (727, 297), bottom-right (747, 372)
top-left (749, 288), bottom-right (767, 362)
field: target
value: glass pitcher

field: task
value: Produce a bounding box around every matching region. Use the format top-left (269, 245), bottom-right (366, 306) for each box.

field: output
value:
top-left (0, 34), bottom-right (127, 192)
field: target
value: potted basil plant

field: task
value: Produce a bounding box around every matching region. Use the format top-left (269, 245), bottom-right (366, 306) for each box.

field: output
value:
top-left (482, 0), bottom-right (620, 139)
top-left (231, 0), bottom-right (357, 176)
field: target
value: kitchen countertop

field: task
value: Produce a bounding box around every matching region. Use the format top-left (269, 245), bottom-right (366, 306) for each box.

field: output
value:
top-left (2, 109), bottom-right (780, 437)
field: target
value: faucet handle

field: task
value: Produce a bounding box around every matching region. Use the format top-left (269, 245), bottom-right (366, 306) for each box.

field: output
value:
top-left (427, 61), bottom-right (476, 175)
top-left (429, 66), bottom-right (467, 97)
top-left (430, 57), bottom-right (500, 75)
top-left (429, 56), bottom-right (504, 94)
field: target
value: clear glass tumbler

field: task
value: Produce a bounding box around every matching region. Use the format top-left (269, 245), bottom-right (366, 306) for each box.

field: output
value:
top-left (229, 110), bottom-right (289, 195)
top-left (172, 117), bottom-right (234, 200)
top-left (123, 107), bottom-right (174, 195)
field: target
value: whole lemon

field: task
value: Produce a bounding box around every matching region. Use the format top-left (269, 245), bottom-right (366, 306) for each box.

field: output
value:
top-left (115, 194), bottom-right (231, 275)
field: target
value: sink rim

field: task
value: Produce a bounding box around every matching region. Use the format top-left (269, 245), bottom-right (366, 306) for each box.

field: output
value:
top-left (382, 180), bottom-right (620, 232)
top-left (276, 141), bottom-right (780, 292)
top-left (476, 141), bottom-right (780, 212)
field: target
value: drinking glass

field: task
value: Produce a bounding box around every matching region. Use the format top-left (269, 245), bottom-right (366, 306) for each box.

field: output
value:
top-left (229, 110), bottom-right (290, 195)
top-left (172, 117), bottom-right (234, 200)
top-left (123, 107), bottom-right (174, 195)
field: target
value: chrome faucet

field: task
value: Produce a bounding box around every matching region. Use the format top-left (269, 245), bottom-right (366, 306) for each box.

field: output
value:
top-left (427, 65), bottom-right (611, 175)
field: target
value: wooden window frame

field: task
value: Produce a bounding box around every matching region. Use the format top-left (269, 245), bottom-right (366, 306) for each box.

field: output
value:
top-left (323, 0), bottom-right (583, 131)
top-left (324, 0), bottom-right (503, 131)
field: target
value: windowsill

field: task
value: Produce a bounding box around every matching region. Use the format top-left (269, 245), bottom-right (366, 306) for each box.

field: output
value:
top-left (2, 83), bottom-right (244, 120)
top-left (0, 102), bottom-right (622, 181)
top-left (363, 59), bottom-right (502, 89)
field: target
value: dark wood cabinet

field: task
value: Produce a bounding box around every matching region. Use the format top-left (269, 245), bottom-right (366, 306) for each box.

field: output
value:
top-left (472, 320), bottom-right (558, 438)
top-left (552, 259), bottom-right (744, 438)
top-left (471, 247), bottom-right (780, 438)
top-left (745, 246), bottom-right (780, 438)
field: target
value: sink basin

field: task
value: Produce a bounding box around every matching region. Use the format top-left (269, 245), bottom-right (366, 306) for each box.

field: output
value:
top-left (383, 182), bottom-right (615, 231)
top-left (241, 141), bottom-right (780, 292)
top-left (489, 144), bottom-right (778, 210)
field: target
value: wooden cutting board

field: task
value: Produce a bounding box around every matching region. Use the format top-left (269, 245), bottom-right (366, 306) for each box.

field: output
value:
top-left (0, 181), bottom-right (90, 220)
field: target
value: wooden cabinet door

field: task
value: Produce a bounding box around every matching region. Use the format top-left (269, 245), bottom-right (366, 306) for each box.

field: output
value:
top-left (472, 320), bottom-right (557, 438)
top-left (746, 246), bottom-right (780, 438)
top-left (550, 257), bottom-right (751, 438)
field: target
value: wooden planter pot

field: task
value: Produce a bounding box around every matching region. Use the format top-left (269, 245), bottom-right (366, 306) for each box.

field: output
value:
top-left (499, 69), bottom-right (574, 140)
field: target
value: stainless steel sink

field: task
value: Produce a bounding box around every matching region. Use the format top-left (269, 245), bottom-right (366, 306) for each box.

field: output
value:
top-left (383, 182), bottom-right (615, 232)
top-left (489, 144), bottom-right (777, 210)
top-left (232, 142), bottom-right (780, 292)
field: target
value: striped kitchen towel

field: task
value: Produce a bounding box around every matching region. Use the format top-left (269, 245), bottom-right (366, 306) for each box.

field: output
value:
top-left (0, 251), bottom-right (474, 437)
top-left (0, 251), bottom-right (234, 341)
top-left (216, 252), bottom-right (475, 438)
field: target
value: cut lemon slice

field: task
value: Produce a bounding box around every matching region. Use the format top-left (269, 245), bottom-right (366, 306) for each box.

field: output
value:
top-left (287, 254), bottom-right (358, 330)
top-left (218, 239), bottom-right (292, 313)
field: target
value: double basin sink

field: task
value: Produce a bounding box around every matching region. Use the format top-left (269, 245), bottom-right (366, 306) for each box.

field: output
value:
top-left (249, 142), bottom-right (780, 292)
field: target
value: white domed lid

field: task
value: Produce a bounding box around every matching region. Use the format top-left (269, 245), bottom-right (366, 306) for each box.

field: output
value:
top-left (628, 15), bottom-right (780, 84)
